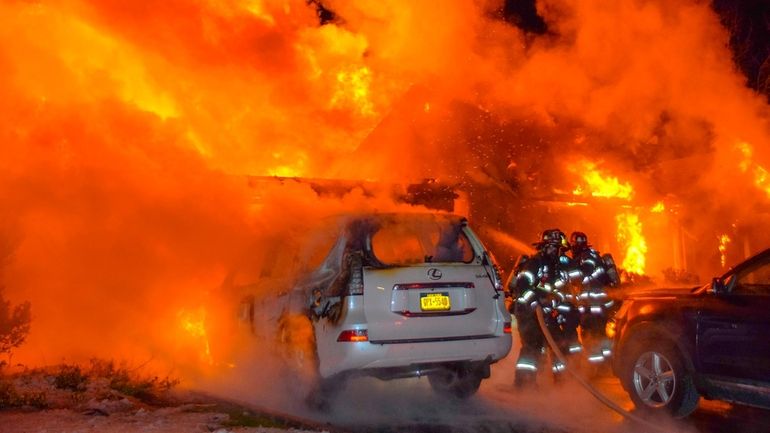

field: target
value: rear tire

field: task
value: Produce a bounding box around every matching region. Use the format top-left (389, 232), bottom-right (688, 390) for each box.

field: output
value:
top-left (621, 338), bottom-right (699, 418)
top-left (428, 365), bottom-right (483, 399)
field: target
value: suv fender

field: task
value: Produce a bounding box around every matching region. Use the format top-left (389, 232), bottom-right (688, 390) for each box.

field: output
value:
top-left (615, 320), bottom-right (696, 383)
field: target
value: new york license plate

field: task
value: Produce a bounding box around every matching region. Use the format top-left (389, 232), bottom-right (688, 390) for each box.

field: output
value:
top-left (420, 292), bottom-right (451, 311)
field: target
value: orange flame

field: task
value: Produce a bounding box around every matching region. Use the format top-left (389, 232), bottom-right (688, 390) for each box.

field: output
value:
top-left (650, 201), bottom-right (665, 213)
top-left (572, 161), bottom-right (634, 200)
top-left (718, 234), bottom-right (731, 268)
top-left (331, 66), bottom-right (376, 116)
top-left (616, 212), bottom-right (647, 275)
top-left (178, 308), bottom-right (214, 365)
top-left (737, 141), bottom-right (770, 198)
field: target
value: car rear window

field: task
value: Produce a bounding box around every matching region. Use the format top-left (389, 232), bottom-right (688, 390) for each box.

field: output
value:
top-left (370, 217), bottom-right (474, 265)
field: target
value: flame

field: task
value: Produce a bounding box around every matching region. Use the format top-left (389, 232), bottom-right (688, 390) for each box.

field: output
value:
top-left (573, 162), bottom-right (646, 275)
top-left (3, 0), bottom-right (770, 394)
top-left (650, 201), bottom-right (665, 213)
top-left (718, 234), bottom-right (731, 268)
top-left (331, 66), bottom-right (376, 116)
top-left (616, 212), bottom-right (647, 275)
top-left (572, 161), bottom-right (634, 200)
top-left (737, 141), bottom-right (770, 198)
top-left (178, 308), bottom-right (214, 365)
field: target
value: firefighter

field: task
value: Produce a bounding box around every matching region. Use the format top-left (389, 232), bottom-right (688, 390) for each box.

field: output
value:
top-left (510, 229), bottom-right (582, 387)
top-left (569, 231), bottom-right (615, 367)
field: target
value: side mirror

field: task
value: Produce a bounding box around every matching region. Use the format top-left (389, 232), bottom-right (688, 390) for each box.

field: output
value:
top-left (711, 277), bottom-right (727, 295)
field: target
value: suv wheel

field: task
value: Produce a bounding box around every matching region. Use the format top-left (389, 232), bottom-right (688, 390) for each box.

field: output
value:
top-left (428, 365), bottom-right (483, 399)
top-left (622, 339), bottom-right (699, 417)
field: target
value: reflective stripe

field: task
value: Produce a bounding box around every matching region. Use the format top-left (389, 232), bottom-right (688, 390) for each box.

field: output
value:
top-left (578, 306), bottom-right (585, 314)
top-left (569, 345), bottom-right (583, 354)
top-left (517, 290), bottom-right (536, 304)
top-left (604, 300), bottom-right (615, 308)
top-left (552, 362), bottom-right (566, 373)
top-left (516, 362), bottom-right (538, 372)
top-left (589, 292), bottom-right (607, 299)
top-left (557, 305), bottom-right (571, 312)
top-left (588, 355), bottom-right (605, 364)
top-left (591, 267), bottom-right (605, 278)
top-left (518, 271), bottom-right (535, 285)
top-left (590, 306), bottom-right (603, 314)
top-left (584, 258), bottom-right (596, 266)
top-left (602, 348), bottom-right (612, 357)
top-left (568, 270), bottom-right (582, 279)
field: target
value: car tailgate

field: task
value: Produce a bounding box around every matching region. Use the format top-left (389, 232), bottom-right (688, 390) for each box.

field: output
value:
top-left (363, 264), bottom-right (500, 343)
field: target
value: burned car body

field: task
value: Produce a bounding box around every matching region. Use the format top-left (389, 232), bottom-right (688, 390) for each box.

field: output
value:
top-left (609, 247), bottom-right (770, 417)
top-left (289, 213), bottom-right (512, 398)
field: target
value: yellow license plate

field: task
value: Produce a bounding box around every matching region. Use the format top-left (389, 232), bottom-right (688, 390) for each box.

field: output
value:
top-left (420, 292), bottom-right (451, 311)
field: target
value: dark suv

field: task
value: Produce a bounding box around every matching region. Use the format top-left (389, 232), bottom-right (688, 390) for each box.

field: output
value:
top-left (609, 248), bottom-right (770, 417)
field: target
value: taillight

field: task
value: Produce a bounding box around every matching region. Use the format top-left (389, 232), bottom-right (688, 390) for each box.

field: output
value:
top-left (503, 322), bottom-right (512, 334)
top-left (337, 329), bottom-right (368, 342)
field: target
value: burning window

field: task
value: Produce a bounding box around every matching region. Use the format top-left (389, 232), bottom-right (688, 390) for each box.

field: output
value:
top-left (370, 216), bottom-right (473, 265)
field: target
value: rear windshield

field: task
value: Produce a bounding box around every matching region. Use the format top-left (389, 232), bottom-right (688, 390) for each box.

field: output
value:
top-left (370, 216), bottom-right (475, 265)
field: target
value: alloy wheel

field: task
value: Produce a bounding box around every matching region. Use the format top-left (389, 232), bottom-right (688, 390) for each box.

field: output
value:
top-left (632, 351), bottom-right (677, 408)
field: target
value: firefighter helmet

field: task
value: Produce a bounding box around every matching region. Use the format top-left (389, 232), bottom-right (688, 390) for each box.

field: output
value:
top-left (535, 229), bottom-right (569, 252)
top-left (570, 231), bottom-right (590, 252)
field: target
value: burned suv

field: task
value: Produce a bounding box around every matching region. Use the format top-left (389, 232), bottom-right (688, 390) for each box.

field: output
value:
top-left (609, 248), bottom-right (770, 417)
top-left (294, 213), bottom-right (512, 399)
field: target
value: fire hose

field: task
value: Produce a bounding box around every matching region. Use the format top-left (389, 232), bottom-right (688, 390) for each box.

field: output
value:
top-left (534, 305), bottom-right (674, 433)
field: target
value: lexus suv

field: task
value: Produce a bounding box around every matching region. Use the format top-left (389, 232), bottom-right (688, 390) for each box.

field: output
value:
top-left (609, 248), bottom-right (770, 417)
top-left (302, 213), bottom-right (512, 399)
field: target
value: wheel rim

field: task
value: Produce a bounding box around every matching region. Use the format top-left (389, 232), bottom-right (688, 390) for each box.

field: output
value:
top-left (632, 351), bottom-right (676, 408)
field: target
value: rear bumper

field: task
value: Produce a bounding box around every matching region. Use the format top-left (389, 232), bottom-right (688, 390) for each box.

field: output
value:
top-left (316, 333), bottom-right (512, 378)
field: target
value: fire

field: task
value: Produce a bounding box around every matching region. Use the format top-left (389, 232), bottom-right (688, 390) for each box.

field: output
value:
top-left (331, 66), bottom-right (376, 116)
top-left (2, 0), bottom-right (770, 394)
top-left (737, 141), bottom-right (770, 198)
top-left (718, 234), bottom-right (731, 268)
top-left (616, 212), bottom-right (647, 275)
top-left (178, 308), bottom-right (214, 365)
top-left (650, 201), bottom-right (665, 213)
top-left (572, 161), bottom-right (634, 201)
top-left (572, 161), bottom-right (648, 275)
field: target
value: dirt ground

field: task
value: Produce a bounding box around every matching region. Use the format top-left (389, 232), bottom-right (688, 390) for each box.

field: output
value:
top-left (0, 365), bottom-right (329, 433)
top-left (0, 401), bottom-right (331, 433)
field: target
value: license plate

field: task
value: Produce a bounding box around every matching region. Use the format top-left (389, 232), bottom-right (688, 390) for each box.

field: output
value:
top-left (420, 292), bottom-right (451, 311)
